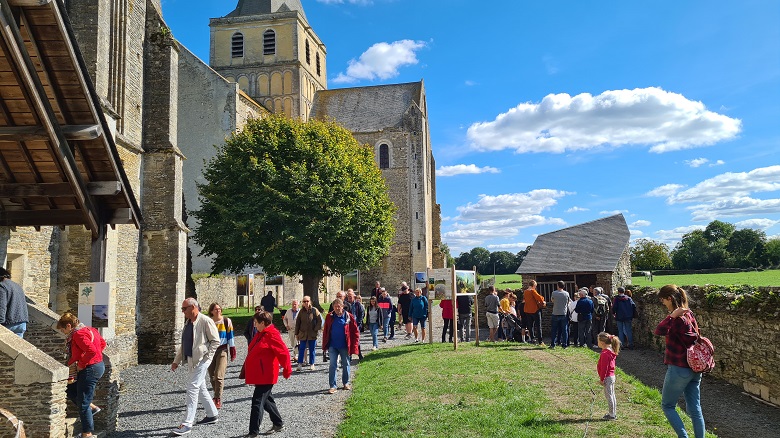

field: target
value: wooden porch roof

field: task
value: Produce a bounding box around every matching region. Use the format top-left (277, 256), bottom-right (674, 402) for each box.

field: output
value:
top-left (0, 0), bottom-right (141, 237)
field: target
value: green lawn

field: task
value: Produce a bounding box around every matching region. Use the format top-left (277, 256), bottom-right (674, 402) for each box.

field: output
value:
top-left (491, 270), bottom-right (780, 291)
top-left (630, 269), bottom-right (780, 288)
top-left (492, 273), bottom-right (524, 289)
top-left (340, 343), bottom-right (715, 437)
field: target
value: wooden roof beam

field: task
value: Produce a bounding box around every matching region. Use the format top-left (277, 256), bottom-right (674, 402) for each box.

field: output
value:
top-left (0, 208), bottom-right (133, 226)
top-left (0, 0), bottom-right (100, 235)
top-left (0, 181), bottom-right (121, 197)
top-left (7, 0), bottom-right (52, 6)
top-left (0, 124), bottom-right (103, 141)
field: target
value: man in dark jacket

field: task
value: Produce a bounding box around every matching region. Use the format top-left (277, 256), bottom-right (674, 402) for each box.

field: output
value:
top-left (260, 291), bottom-right (277, 314)
top-left (573, 289), bottom-right (594, 348)
top-left (612, 287), bottom-right (636, 349)
top-left (456, 294), bottom-right (474, 342)
top-left (0, 268), bottom-right (29, 339)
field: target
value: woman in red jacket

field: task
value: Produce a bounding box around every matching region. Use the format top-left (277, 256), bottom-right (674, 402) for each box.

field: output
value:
top-left (57, 313), bottom-right (106, 438)
top-left (243, 311), bottom-right (292, 437)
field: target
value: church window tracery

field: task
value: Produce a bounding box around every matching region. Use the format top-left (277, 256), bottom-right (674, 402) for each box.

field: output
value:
top-left (264, 29), bottom-right (276, 55)
top-left (232, 32), bottom-right (244, 58)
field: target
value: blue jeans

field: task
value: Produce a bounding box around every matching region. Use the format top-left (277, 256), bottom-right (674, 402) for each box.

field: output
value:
top-left (661, 365), bottom-right (705, 438)
top-left (616, 320), bottom-right (633, 347)
top-left (298, 339), bottom-right (316, 365)
top-left (550, 315), bottom-right (568, 347)
top-left (4, 322), bottom-right (26, 338)
top-left (66, 361), bottom-right (105, 433)
top-left (369, 323), bottom-right (379, 348)
top-left (382, 313), bottom-right (390, 338)
top-left (327, 346), bottom-right (350, 389)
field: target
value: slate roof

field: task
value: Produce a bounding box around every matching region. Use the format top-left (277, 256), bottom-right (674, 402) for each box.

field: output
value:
top-left (310, 82), bottom-right (423, 133)
top-left (516, 214), bottom-right (630, 274)
top-left (225, 0), bottom-right (307, 21)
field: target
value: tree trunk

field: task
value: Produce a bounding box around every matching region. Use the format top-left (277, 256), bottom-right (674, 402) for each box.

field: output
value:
top-left (302, 273), bottom-right (324, 311)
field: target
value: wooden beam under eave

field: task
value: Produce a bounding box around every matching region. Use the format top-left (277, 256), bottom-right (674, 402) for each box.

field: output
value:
top-left (0, 0), bottom-right (100, 237)
top-left (7, 0), bottom-right (52, 6)
top-left (0, 209), bottom-right (85, 226)
top-left (0, 181), bottom-right (121, 197)
top-left (0, 125), bottom-right (102, 141)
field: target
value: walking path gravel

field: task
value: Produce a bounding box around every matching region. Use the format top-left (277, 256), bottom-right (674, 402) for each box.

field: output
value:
top-left (110, 309), bottom-right (779, 438)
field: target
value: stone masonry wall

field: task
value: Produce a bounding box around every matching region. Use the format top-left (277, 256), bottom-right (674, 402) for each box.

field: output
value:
top-left (632, 286), bottom-right (780, 406)
top-left (2, 226), bottom-right (58, 306)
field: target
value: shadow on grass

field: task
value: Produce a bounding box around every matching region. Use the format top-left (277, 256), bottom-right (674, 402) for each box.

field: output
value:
top-left (359, 345), bottom-right (420, 362)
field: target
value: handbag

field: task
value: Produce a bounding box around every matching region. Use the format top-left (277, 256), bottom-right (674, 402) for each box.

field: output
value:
top-left (685, 314), bottom-right (715, 373)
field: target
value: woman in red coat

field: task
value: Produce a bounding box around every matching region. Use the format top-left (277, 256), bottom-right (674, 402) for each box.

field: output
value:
top-left (243, 311), bottom-right (292, 437)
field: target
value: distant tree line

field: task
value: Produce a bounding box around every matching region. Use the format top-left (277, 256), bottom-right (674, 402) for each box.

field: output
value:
top-left (453, 246), bottom-right (532, 274)
top-left (631, 220), bottom-right (780, 271)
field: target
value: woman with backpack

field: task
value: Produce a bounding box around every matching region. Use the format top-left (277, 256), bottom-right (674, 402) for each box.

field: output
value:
top-left (654, 284), bottom-right (706, 438)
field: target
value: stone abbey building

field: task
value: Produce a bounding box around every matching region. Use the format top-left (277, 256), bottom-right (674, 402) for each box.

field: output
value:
top-left (0, 0), bottom-right (440, 435)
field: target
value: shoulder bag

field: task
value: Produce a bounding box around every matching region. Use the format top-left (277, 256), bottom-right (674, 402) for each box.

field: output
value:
top-left (685, 314), bottom-right (715, 373)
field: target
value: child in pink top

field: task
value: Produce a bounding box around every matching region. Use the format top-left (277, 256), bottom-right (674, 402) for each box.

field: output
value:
top-left (597, 331), bottom-right (621, 420)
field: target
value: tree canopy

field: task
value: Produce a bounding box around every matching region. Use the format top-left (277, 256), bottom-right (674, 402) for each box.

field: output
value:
top-left (192, 115), bottom-right (395, 308)
top-left (630, 238), bottom-right (672, 270)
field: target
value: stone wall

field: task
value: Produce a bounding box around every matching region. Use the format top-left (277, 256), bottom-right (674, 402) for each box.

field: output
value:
top-left (0, 307), bottom-right (69, 438)
top-left (1, 226), bottom-right (58, 306)
top-left (195, 274), bottom-right (336, 311)
top-left (632, 286), bottom-right (780, 406)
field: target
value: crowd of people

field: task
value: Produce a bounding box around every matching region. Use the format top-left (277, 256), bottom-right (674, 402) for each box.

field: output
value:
top-left (0, 270), bottom-right (702, 438)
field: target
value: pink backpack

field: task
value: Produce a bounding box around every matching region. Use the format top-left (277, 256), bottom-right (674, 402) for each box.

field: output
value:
top-left (685, 314), bottom-right (715, 373)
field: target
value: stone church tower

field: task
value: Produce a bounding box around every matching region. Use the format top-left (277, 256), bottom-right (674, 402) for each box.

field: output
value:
top-left (209, 0), bottom-right (327, 120)
top-left (207, 0), bottom-right (445, 294)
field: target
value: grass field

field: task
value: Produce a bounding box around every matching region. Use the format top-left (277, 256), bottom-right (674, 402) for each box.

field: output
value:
top-left (489, 270), bottom-right (780, 291)
top-left (630, 270), bottom-right (780, 288)
top-left (339, 342), bottom-right (714, 437)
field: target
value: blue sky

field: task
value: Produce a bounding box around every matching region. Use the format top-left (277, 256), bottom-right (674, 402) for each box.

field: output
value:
top-left (161, 0), bottom-right (780, 257)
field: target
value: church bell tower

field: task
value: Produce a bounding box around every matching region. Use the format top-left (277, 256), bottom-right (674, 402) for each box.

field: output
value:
top-left (209, 0), bottom-right (327, 120)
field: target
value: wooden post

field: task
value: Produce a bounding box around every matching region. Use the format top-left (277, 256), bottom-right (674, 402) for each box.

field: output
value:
top-left (452, 267), bottom-right (458, 351)
top-left (473, 265), bottom-right (480, 346)
top-left (89, 222), bottom-right (107, 282)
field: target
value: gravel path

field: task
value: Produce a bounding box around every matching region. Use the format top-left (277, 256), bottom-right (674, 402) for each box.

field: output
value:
top-left (110, 311), bottom-right (779, 438)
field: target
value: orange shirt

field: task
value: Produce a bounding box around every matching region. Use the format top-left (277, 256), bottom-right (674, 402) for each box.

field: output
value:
top-left (523, 288), bottom-right (546, 313)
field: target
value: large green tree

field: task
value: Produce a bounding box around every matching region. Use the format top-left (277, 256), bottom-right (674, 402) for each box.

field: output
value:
top-left (192, 115), bottom-right (395, 310)
top-left (671, 230), bottom-right (711, 269)
top-left (490, 250), bottom-right (517, 275)
top-left (630, 239), bottom-right (672, 270)
top-left (727, 228), bottom-right (766, 267)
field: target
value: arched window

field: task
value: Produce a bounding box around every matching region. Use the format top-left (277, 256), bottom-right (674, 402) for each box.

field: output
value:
top-left (379, 144), bottom-right (389, 169)
top-left (263, 30), bottom-right (276, 55)
top-left (231, 32), bottom-right (244, 58)
top-left (305, 40), bottom-right (311, 64)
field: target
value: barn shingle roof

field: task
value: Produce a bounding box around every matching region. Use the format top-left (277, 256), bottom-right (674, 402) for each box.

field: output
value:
top-left (310, 82), bottom-right (422, 133)
top-left (516, 214), bottom-right (630, 274)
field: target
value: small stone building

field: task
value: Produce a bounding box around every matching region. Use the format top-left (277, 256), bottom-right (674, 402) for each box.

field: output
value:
top-left (516, 214), bottom-right (631, 300)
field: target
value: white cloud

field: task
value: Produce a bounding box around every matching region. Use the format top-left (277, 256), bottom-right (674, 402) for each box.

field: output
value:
top-left (332, 40), bottom-right (426, 83)
top-left (685, 158), bottom-right (709, 168)
top-left (456, 190), bottom-right (571, 221)
top-left (646, 184), bottom-right (685, 197)
top-left (443, 190), bottom-right (570, 252)
top-left (629, 229), bottom-right (644, 237)
top-left (437, 164), bottom-right (500, 177)
top-left (687, 198), bottom-right (780, 221)
top-left (566, 206), bottom-right (589, 213)
top-left (710, 160), bottom-right (725, 167)
top-left (464, 80), bottom-right (477, 86)
top-left (487, 242), bottom-right (533, 251)
top-left (542, 55), bottom-right (559, 75)
top-left (466, 87), bottom-right (741, 154)
top-left (667, 166), bottom-right (780, 204)
top-left (630, 220), bottom-right (651, 227)
top-left (441, 216), bottom-right (452, 222)
top-left (655, 225), bottom-right (706, 246)
top-left (599, 210), bottom-right (628, 216)
top-left (735, 218), bottom-right (780, 230)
